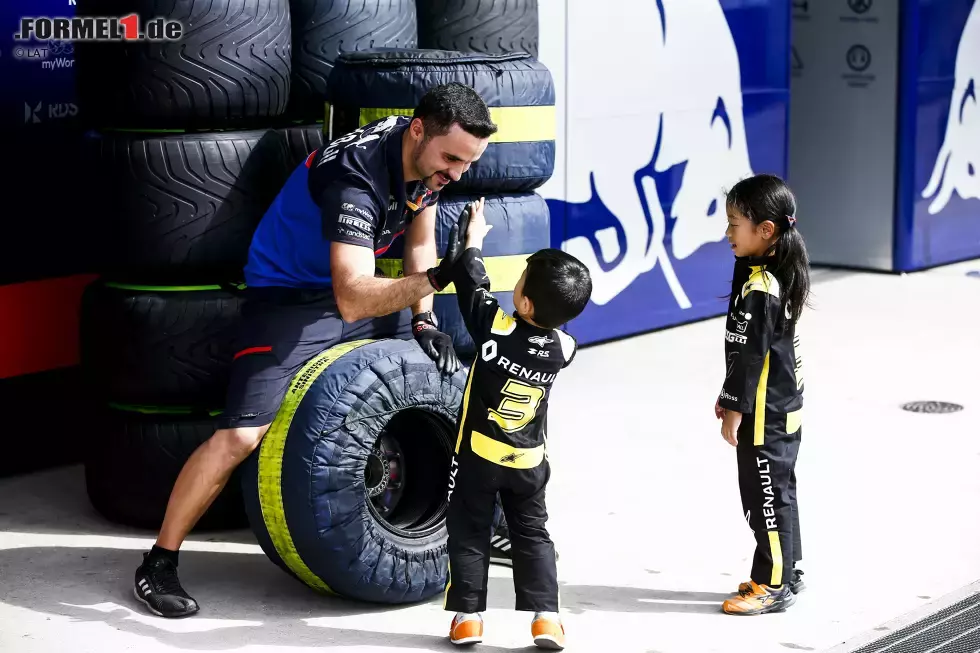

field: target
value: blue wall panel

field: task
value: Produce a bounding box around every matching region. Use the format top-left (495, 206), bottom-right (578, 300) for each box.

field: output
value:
top-left (897, 0), bottom-right (980, 270)
top-left (550, 1), bottom-right (792, 346)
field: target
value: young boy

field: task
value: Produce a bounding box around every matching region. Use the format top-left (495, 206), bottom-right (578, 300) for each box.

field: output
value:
top-left (440, 198), bottom-right (592, 650)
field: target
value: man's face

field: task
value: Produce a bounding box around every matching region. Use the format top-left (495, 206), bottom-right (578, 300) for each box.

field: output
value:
top-left (410, 120), bottom-right (490, 191)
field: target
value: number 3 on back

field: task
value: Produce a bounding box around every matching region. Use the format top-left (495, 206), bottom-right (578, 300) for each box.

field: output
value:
top-left (487, 379), bottom-right (544, 433)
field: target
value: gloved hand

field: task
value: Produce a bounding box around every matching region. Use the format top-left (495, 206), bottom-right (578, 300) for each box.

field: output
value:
top-left (412, 312), bottom-right (460, 375)
top-left (427, 202), bottom-right (474, 291)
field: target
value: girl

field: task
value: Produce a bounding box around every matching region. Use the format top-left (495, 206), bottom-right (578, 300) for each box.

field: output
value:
top-left (715, 173), bottom-right (811, 616)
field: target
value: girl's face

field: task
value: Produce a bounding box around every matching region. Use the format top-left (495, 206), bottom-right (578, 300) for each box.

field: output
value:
top-left (725, 207), bottom-right (775, 258)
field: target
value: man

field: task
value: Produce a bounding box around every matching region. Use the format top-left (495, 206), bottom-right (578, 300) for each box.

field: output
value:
top-left (132, 83), bottom-right (499, 618)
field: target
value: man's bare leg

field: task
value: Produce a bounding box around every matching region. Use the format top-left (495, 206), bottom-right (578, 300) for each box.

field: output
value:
top-left (134, 424), bottom-right (270, 618)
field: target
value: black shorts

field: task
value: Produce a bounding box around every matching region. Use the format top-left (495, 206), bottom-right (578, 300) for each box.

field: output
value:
top-left (217, 286), bottom-right (414, 430)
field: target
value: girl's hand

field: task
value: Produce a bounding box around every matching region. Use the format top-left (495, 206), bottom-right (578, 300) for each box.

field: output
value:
top-left (714, 398), bottom-right (725, 420)
top-left (721, 410), bottom-right (741, 447)
top-left (464, 197), bottom-right (492, 249)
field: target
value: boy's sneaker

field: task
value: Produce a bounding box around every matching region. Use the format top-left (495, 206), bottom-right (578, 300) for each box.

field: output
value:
top-left (531, 614), bottom-right (566, 650)
top-left (790, 568), bottom-right (806, 594)
top-left (133, 552), bottom-right (200, 618)
top-left (489, 531), bottom-right (513, 567)
top-left (449, 613), bottom-right (483, 646)
top-left (722, 580), bottom-right (796, 615)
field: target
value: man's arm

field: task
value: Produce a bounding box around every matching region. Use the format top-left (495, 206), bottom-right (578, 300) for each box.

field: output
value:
top-left (718, 274), bottom-right (780, 414)
top-left (403, 203), bottom-right (438, 318)
top-left (331, 241), bottom-right (435, 323)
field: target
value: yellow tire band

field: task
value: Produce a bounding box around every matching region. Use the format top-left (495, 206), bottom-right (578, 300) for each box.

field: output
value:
top-left (375, 255), bottom-right (528, 294)
top-left (324, 104), bottom-right (556, 143)
top-left (256, 338), bottom-right (375, 595)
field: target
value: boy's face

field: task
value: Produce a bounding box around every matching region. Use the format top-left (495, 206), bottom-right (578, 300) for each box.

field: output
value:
top-left (725, 207), bottom-right (775, 258)
top-left (513, 267), bottom-right (533, 320)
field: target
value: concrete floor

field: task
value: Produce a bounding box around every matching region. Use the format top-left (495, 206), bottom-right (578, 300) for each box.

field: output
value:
top-left (2, 259), bottom-right (980, 653)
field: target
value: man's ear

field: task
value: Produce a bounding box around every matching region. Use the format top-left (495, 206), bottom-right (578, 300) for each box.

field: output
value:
top-left (410, 117), bottom-right (424, 140)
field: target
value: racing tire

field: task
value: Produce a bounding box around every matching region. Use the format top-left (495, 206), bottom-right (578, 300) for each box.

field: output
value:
top-left (84, 129), bottom-right (294, 283)
top-left (240, 338), bottom-right (467, 604)
top-left (325, 48), bottom-right (555, 194)
top-left (278, 123), bottom-right (326, 169)
top-left (417, 0), bottom-right (538, 58)
top-left (74, 0), bottom-right (292, 129)
top-left (377, 192), bottom-right (551, 358)
top-left (289, 0), bottom-right (417, 120)
top-left (84, 406), bottom-right (247, 531)
top-left (79, 282), bottom-right (243, 408)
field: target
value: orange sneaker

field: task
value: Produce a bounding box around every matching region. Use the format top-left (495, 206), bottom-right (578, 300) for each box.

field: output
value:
top-left (723, 580), bottom-right (796, 615)
top-left (531, 615), bottom-right (566, 650)
top-left (449, 613), bottom-right (483, 646)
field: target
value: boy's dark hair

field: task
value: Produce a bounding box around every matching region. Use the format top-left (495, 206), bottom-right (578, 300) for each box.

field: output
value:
top-left (726, 173), bottom-right (811, 323)
top-left (522, 248), bottom-right (593, 329)
top-left (413, 83), bottom-right (498, 140)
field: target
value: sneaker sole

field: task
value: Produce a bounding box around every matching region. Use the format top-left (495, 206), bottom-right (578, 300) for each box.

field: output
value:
top-left (534, 634), bottom-right (565, 650)
top-left (132, 586), bottom-right (199, 619)
top-left (450, 635), bottom-right (483, 646)
top-left (489, 554), bottom-right (513, 567)
top-left (723, 592), bottom-right (797, 616)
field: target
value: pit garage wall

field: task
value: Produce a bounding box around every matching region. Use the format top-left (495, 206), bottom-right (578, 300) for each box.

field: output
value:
top-left (535, 0), bottom-right (792, 346)
top-left (0, 0), bottom-right (91, 476)
top-left (895, 0), bottom-right (980, 271)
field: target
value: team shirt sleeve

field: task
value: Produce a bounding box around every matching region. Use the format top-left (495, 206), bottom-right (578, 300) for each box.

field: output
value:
top-left (316, 174), bottom-right (383, 249)
top-left (452, 248), bottom-right (502, 346)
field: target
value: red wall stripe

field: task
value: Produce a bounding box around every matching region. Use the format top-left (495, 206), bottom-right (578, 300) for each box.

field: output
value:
top-left (0, 274), bottom-right (98, 379)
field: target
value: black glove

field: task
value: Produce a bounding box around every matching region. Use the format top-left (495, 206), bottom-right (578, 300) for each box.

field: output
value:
top-left (427, 202), bottom-right (473, 291)
top-left (412, 312), bottom-right (460, 375)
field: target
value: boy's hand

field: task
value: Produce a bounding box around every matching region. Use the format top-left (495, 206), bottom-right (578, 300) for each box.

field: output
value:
top-left (464, 197), bottom-right (492, 250)
top-left (721, 410), bottom-right (741, 447)
top-left (714, 397), bottom-right (725, 420)
top-left (427, 202), bottom-right (472, 291)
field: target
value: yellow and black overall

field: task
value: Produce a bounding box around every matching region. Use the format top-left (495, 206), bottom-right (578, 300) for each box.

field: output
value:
top-left (443, 249), bottom-right (576, 614)
top-left (718, 255), bottom-right (804, 588)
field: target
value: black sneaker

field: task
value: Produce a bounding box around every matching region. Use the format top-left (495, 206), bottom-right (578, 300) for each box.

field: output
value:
top-left (790, 568), bottom-right (806, 594)
top-left (490, 528), bottom-right (513, 567)
top-left (133, 552), bottom-right (200, 618)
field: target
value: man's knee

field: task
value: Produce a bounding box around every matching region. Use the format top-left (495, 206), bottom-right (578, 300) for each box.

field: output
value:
top-left (212, 423), bottom-right (272, 460)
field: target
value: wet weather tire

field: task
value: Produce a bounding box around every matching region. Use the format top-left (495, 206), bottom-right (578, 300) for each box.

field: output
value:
top-left (240, 338), bottom-right (467, 604)
top-left (80, 282), bottom-right (244, 408)
top-left (417, 0), bottom-right (538, 58)
top-left (290, 0), bottom-right (417, 120)
top-left (74, 0), bottom-right (292, 128)
top-left (85, 129), bottom-right (294, 283)
top-left (84, 408), bottom-right (247, 531)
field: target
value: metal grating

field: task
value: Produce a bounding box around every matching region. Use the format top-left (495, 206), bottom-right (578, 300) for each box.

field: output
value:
top-left (901, 401), bottom-right (964, 414)
top-left (849, 592), bottom-right (980, 653)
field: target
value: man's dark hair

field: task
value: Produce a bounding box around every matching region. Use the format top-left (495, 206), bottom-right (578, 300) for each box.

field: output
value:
top-left (522, 249), bottom-right (593, 329)
top-left (413, 82), bottom-right (498, 140)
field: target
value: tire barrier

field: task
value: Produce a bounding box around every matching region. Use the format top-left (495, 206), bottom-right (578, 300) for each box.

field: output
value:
top-left (74, 0), bottom-right (292, 129)
top-left (84, 405), bottom-right (247, 530)
top-left (324, 48), bottom-right (556, 194)
top-left (241, 338), bottom-right (466, 604)
top-left (417, 0), bottom-right (539, 58)
top-left (290, 0), bottom-right (417, 120)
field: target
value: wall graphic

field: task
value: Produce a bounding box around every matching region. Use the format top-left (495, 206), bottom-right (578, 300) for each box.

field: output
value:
top-left (537, 0), bottom-right (790, 345)
top-left (902, 0), bottom-right (980, 269)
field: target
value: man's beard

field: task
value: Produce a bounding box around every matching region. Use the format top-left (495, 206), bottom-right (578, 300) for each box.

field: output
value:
top-left (413, 141), bottom-right (447, 190)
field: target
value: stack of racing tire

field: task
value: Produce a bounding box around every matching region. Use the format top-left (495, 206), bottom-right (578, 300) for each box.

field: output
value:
top-left (71, 0), bottom-right (416, 532)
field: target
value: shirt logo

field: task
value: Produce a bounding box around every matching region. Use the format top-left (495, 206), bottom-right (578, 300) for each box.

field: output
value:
top-left (528, 335), bottom-right (553, 347)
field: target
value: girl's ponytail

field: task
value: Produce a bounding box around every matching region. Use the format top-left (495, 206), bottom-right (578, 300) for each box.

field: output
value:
top-left (772, 218), bottom-right (811, 323)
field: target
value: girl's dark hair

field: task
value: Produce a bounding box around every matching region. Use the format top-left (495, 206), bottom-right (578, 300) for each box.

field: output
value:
top-left (726, 173), bottom-right (811, 323)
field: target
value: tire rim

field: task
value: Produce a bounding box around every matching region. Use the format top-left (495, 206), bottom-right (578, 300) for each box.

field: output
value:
top-left (365, 408), bottom-right (454, 540)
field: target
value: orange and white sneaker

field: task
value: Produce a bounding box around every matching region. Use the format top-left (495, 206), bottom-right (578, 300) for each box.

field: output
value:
top-left (723, 580), bottom-right (796, 615)
top-left (531, 613), bottom-right (566, 650)
top-left (449, 613), bottom-right (483, 646)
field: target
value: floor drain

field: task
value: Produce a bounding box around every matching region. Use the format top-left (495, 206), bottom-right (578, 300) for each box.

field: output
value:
top-left (901, 401), bottom-right (964, 414)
